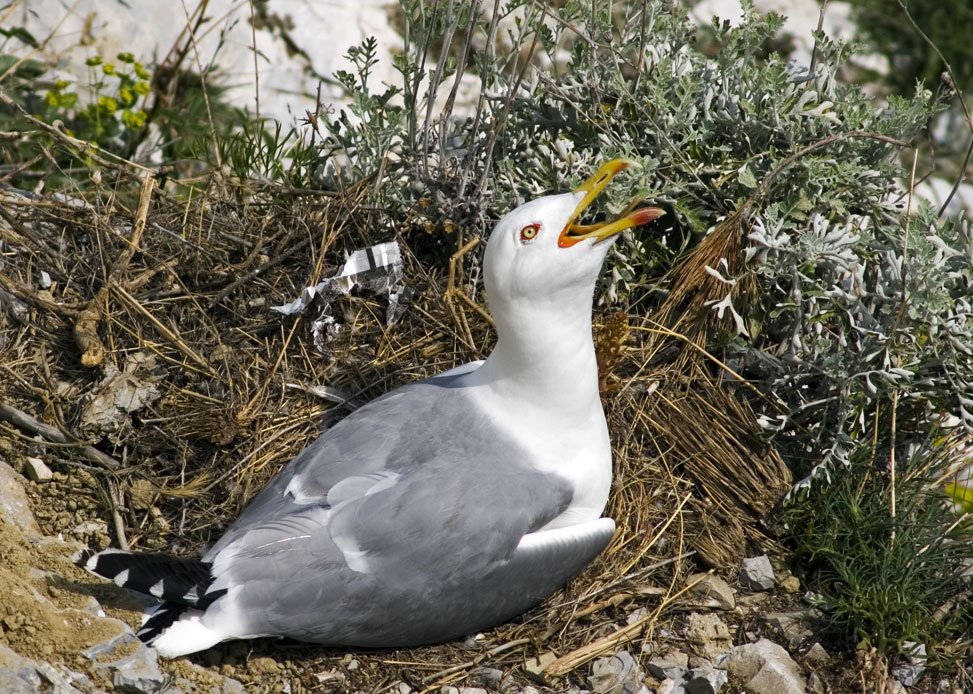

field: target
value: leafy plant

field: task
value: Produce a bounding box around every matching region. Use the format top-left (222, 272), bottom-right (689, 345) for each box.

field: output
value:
top-left (787, 439), bottom-right (973, 655)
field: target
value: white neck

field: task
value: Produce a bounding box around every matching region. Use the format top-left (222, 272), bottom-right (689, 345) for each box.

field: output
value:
top-left (467, 292), bottom-right (602, 426)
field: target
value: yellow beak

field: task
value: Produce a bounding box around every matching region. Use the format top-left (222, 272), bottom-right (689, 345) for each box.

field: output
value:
top-left (558, 159), bottom-right (665, 248)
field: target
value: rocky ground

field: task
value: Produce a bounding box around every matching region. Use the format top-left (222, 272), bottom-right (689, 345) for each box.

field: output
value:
top-left (4, 451), bottom-right (954, 694)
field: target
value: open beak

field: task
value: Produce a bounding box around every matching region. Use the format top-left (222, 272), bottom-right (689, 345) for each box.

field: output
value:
top-left (558, 159), bottom-right (665, 248)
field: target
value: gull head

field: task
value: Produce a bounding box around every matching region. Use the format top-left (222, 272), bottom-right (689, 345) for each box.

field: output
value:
top-left (483, 159), bottom-right (665, 313)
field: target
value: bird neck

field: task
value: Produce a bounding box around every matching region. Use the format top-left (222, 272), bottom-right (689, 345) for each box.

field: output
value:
top-left (469, 295), bottom-right (603, 424)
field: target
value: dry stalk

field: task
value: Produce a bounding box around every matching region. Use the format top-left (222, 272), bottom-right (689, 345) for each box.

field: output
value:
top-left (0, 400), bottom-right (121, 471)
top-left (74, 173), bottom-right (156, 367)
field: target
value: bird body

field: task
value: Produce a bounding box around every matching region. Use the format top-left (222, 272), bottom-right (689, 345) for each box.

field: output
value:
top-left (81, 160), bottom-right (663, 657)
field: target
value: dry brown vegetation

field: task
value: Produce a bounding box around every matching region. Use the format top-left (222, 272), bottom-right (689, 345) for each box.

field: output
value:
top-left (0, 154), bottom-right (797, 689)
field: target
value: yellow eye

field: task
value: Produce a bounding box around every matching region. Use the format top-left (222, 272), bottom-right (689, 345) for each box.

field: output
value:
top-left (519, 224), bottom-right (540, 243)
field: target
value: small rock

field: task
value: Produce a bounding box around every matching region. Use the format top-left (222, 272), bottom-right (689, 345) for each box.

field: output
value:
top-left (524, 651), bottom-right (557, 680)
top-left (685, 665), bottom-right (728, 694)
top-left (891, 641), bottom-right (927, 688)
top-left (315, 669), bottom-right (347, 684)
top-left (458, 689), bottom-right (487, 694)
top-left (803, 642), bottom-right (831, 667)
top-left (0, 461), bottom-right (42, 537)
top-left (656, 679), bottom-right (685, 694)
top-left (393, 683), bottom-right (414, 694)
top-left (249, 656), bottom-right (279, 674)
top-left (686, 573), bottom-right (736, 610)
top-left (687, 656), bottom-right (711, 669)
top-left (646, 651), bottom-right (690, 681)
top-left (762, 611), bottom-right (814, 651)
top-left (779, 575), bottom-right (801, 594)
top-left (685, 613), bottom-right (733, 660)
top-left (520, 687), bottom-right (541, 694)
top-left (85, 632), bottom-right (167, 694)
top-left (739, 555), bottom-right (776, 591)
top-left (808, 671), bottom-right (826, 694)
top-left (128, 479), bottom-right (155, 510)
top-left (588, 650), bottom-right (643, 694)
top-left (24, 456), bottom-right (53, 483)
top-left (0, 643), bottom-right (94, 693)
top-left (473, 667), bottom-right (503, 688)
top-left (441, 687), bottom-right (460, 694)
top-left (718, 639), bottom-right (806, 694)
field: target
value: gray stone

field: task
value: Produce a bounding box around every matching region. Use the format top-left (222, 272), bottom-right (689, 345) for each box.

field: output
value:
top-left (646, 650), bottom-right (689, 681)
top-left (524, 651), bottom-right (557, 680)
top-left (459, 689), bottom-right (488, 694)
top-left (718, 638), bottom-right (806, 694)
top-left (685, 613), bottom-right (733, 660)
top-left (685, 664), bottom-right (728, 694)
top-left (762, 611), bottom-right (814, 650)
top-left (739, 555), bottom-right (776, 591)
top-left (803, 642), bottom-right (831, 667)
top-left (656, 679), bottom-right (686, 694)
top-left (84, 631), bottom-right (167, 693)
top-left (808, 671), bottom-right (826, 694)
top-left (686, 573), bottom-right (735, 610)
top-left (588, 650), bottom-right (644, 694)
top-left (0, 643), bottom-right (92, 693)
top-left (891, 641), bottom-right (927, 688)
top-left (0, 461), bottom-right (41, 537)
top-left (473, 667), bottom-right (504, 688)
top-left (24, 456), bottom-right (54, 482)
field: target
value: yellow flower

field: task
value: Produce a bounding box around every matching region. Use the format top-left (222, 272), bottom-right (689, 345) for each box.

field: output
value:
top-left (102, 63), bottom-right (116, 75)
top-left (98, 95), bottom-right (119, 113)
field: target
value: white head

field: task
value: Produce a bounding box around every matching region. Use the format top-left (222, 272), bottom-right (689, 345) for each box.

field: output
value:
top-left (482, 160), bottom-right (664, 341)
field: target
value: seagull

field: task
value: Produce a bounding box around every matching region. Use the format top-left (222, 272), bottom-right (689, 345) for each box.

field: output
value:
top-left (79, 159), bottom-right (664, 657)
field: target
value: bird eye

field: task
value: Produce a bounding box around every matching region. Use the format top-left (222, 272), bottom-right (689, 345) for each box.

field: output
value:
top-left (519, 224), bottom-right (540, 243)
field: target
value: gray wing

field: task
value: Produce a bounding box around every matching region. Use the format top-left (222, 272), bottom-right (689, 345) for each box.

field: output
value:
top-left (196, 374), bottom-right (605, 645)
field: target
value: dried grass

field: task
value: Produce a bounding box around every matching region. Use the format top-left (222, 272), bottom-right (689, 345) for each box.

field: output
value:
top-left (0, 163), bottom-right (791, 688)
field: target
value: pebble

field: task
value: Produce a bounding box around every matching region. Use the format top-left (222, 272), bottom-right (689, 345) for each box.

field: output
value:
top-left (24, 457), bottom-right (53, 483)
top-left (686, 573), bottom-right (736, 610)
top-left (718, 639), bottom-right (806, 694)
top-left (524, 652), bottom-right (557, 680)
top-left (890, 641), bottom-right (927, 688)
top-left (84, 632), bottom-right (167, 694)
top-left (762, 611), bottom-right (815, 650)
top-left (472, 667), bottom-right (503, 688)
top-left (588, 650), bottom-right (644, 694)
top-left (803, 642), bottom-right (831, 667)
top-left (685, 613), bottom-right (733, 660)
top-left (249, 656), bottom-right (280, 674)
top-left (739, 555), bottom-right (777, 591)
top-left (779, 575), bottom-right (801, 594)
top-left (685, 664), bottom-right (728, 694)
top-left (646, 651), bottom-right (689, 681)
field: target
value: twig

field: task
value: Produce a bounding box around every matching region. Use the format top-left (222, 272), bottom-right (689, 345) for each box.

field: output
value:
top-left (419, 637), bottom-right (531, 687)
top-left (73, 173), bottom-right (156, 367)
top-left (0, 89), bottom-right (153, 175)
top-left (107, 479), bottom-right (130, 551)
top-left (542, 575), bottom-right (700, 678)
top-left (111, 283), bottom-right (218, 378)
top-left (445, 237), bottom-right (493, 349)
top-left (0, 400), bottom-right (120, 471)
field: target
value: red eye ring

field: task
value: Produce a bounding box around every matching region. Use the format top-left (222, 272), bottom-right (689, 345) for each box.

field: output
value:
top-left (519, 224), bottom-right (540, 243)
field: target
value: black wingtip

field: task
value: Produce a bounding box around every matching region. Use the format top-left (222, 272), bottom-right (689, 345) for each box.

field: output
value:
top-left (75, 547), bottom-right (97, 570)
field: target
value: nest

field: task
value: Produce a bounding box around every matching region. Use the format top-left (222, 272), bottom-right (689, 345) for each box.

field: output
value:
top-left (0, 167), bottom-right (790, 689)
